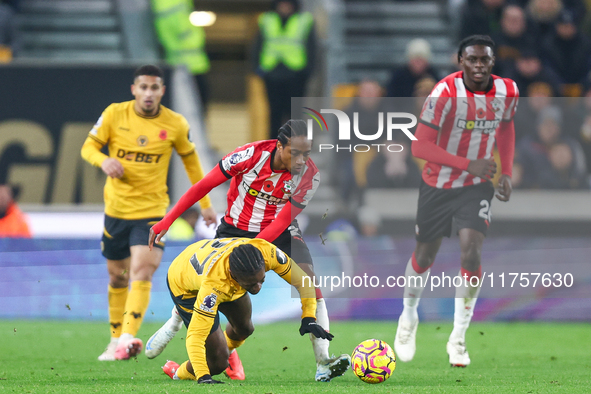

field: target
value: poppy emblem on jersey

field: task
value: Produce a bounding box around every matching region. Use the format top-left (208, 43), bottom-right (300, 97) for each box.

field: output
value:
top-left (263, 180), bottom-right (274, 192)
top-left (159, 130), bottom-right (167, 140)
top-left (476, 108), bottom-right (486, 118)
top-left (282, 180), bottom-right (295, 194)
top-left (200, 293), bottom-right (217, 313)
top-left (137, 135), bottom-right (148, 146)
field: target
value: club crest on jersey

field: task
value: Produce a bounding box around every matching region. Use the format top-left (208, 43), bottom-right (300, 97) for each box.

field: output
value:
top-left (137, 135), bottom-right (149, 146)
top-left (282, 180), bottom-right (295, 194)
top-left (222, 146), bottom-right (255, 171)
top-left (491, 98), bottom-right (503, 113)
top-left (200, 293), bottom-right (217, 313)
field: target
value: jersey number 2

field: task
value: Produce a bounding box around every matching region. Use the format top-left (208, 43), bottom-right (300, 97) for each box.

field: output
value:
top-left (478, 200), bottom-right (491, 222)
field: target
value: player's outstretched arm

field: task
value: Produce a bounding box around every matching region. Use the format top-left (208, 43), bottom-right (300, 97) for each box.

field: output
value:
top-left (299, 317), bottom-right (334, 340)
top-left (495, 120), bottom-right (515, 202)
top-left (256, 201), bottom-right (303, 242)
top-left (149, 166), bottom-right (228, 250)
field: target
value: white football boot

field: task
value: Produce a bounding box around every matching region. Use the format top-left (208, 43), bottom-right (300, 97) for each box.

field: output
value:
top-left (145, 307), bottom-right (183, 359)
top-left (97, 338), bottom-right (118, 361)
top-left (394, 312), bottom-right (418, 362)
top-left (315, 354), bottom-right (352, 382)
top-left (447, 339), bottom-right (470, 367)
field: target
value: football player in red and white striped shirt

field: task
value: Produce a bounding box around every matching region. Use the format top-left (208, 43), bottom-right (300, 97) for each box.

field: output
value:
top-left (148, 120), bottom-right (350, 382)
top-left (394, 35), bottom-right (518, 367)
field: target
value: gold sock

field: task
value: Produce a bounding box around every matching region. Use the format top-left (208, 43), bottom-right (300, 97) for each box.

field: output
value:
top-left (121, 280), bottom-right (151, 337)
top-left (224, 330), bottom-right (245, 352)
top-left (108, 285), bottom-right (128, 338)
top-left (176, 361), bottom-right (197, 380)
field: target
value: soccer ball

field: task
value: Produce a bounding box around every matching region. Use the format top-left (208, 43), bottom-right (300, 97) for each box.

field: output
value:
top-left (351, 339), bottom-right (396, 384)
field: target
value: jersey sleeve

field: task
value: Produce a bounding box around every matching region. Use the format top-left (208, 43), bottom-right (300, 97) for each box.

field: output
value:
top-left (81, 105), bottom-right (114, 167)
top-left (290, 168), bottom-right (320, 209)
top-left (218, 144), bottom-right (258, 178)
top-left (419, 81), bottom-right (452, 131)
top-left (185, 281), bottom-right (223, 379)
top-left (172, 116), bottom-right (196, 157)
top-left (257, 240), bottom-right (316, 318)
top-left (88, 104), bottom-right (114, 145)
top-left (502, 80), bottom-right (519, 121)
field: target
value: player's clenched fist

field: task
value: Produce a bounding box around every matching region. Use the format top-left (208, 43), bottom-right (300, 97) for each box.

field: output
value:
top-left (466, 158), bottom-right (496, 180)
top-left (299, 317), bottom-right (334, 340)
top-left (100, 158), bottom-right (125, 179)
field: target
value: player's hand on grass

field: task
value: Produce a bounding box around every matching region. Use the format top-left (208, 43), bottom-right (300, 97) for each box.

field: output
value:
top-left (495, 174), bottom-right (512, 202)
top-left (197, 374), bottom-right (224, 384)
top-left (299, 317), bottom-right (334, 340)
top-left (148, 226), bottom-right (167, 251)
top-left (101, 158), bottom-right (125, 179)
top-left (467, 158), bottom-right (496, 180)
top-left (201, 206), bottom-right (218, 227)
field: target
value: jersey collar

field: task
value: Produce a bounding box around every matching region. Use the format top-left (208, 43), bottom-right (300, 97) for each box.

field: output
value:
top-left (133, 103), bottom-right (162, 119)
top-left (461, 71), bottom-right (494, 94)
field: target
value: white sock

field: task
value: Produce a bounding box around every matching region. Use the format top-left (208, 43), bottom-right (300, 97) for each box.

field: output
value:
top-left (166, 306), bottom-right (183, 332)
top-left (450, 269), bottom-right (482, 342)
top-left (118, 333), bottom-right (133, 344)
top-left (109, 337), bottom-right (118, 344)
top-left (310, 298), bottom-right (330, 364)
top-left (401, 255), bottom-right (431, 322)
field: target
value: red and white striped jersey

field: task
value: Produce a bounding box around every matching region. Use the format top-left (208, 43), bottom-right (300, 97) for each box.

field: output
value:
top-left (419, 71), bottom-right (519, 189)
top-left (219, 140), bottom-right (320, 232)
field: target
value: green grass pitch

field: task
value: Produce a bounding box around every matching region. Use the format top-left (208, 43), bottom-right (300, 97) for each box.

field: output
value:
top-left (1, 320), bottom-right (589, 393)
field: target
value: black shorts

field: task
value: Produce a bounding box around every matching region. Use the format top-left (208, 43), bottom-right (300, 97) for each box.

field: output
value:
top-left (101, 215), bottom-right (164, 260)
top-left (215, 218), bottom-right (313, 266)
top-left (415, 180), bottom-right (495, 243)
top-left (166, 276), bottom-right (220, 333)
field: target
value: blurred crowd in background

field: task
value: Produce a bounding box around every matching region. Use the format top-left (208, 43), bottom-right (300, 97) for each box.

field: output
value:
top-left (1, 0), bottom-right (591, 205)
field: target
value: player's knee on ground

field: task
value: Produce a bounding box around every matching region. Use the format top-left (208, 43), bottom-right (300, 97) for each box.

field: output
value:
top-left (207, 346), bottom-right (230, 375)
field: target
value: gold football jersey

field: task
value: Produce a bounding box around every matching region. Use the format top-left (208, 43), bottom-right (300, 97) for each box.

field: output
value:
top-left (81, 100), bottom-right (211, 219)
top-left (167, 237), bottom-right (316, 378)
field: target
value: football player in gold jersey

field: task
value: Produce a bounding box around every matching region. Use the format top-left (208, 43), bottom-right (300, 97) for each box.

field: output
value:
top-left (149, 237), bottom-right (332, 383)
top-left (80, 65), bottom-right (217, 361)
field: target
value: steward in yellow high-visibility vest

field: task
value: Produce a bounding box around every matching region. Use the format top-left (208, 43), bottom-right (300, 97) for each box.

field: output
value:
top-left (151, 0), bottom-right (210, 109)
top-left (252, 0), bottom-right (317, 139)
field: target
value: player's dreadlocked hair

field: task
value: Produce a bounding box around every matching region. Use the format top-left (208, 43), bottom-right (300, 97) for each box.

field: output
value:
top-left (457, 35), bottom-right (495, 63)
top-left (277, 119), bottom-right (308, 146)
top-left (229, 244), bottom-right (265, 275)
top-left (134, 65), bottom-right (164, 82)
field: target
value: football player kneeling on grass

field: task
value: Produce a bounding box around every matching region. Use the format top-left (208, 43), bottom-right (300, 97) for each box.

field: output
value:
top-left (154, 237), bottom-right (336, 383)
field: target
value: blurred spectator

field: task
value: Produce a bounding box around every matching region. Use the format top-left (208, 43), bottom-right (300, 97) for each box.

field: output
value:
top-left (253, 0), bottom-right (316, 139)
top-left (337, 80), bottom-right (386, 207)
top-left (167, 207), bottom-right (200, 241)
top-left (492, 5), bottom-right (537, 73)
top-left (386, 39), bottom-right (439, 98)
top-left (571, 85), bottom-right (591, 173)
top-left (0, 184), bottom-right (31, 238)
top-left (358, 205), bottom-right (381, 237)
top-left (513, 83), bottom-right (554, 141)
top-left (0, 0), bottom-right (20, 61)
top-left (541, 9), bottom-right (591, 95)
top-left (152, 0), bottom-right (211, 111)
top-left (515, 106), bottom-right (588, 189)
top-left (365, 138), bottom-right (421, 189)
top-left (460, 0), bottom-right (505, 39)
top-left (505, 48), bottom-right (561, 97)
top-left (527, 0), bottom-right (563, 40)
